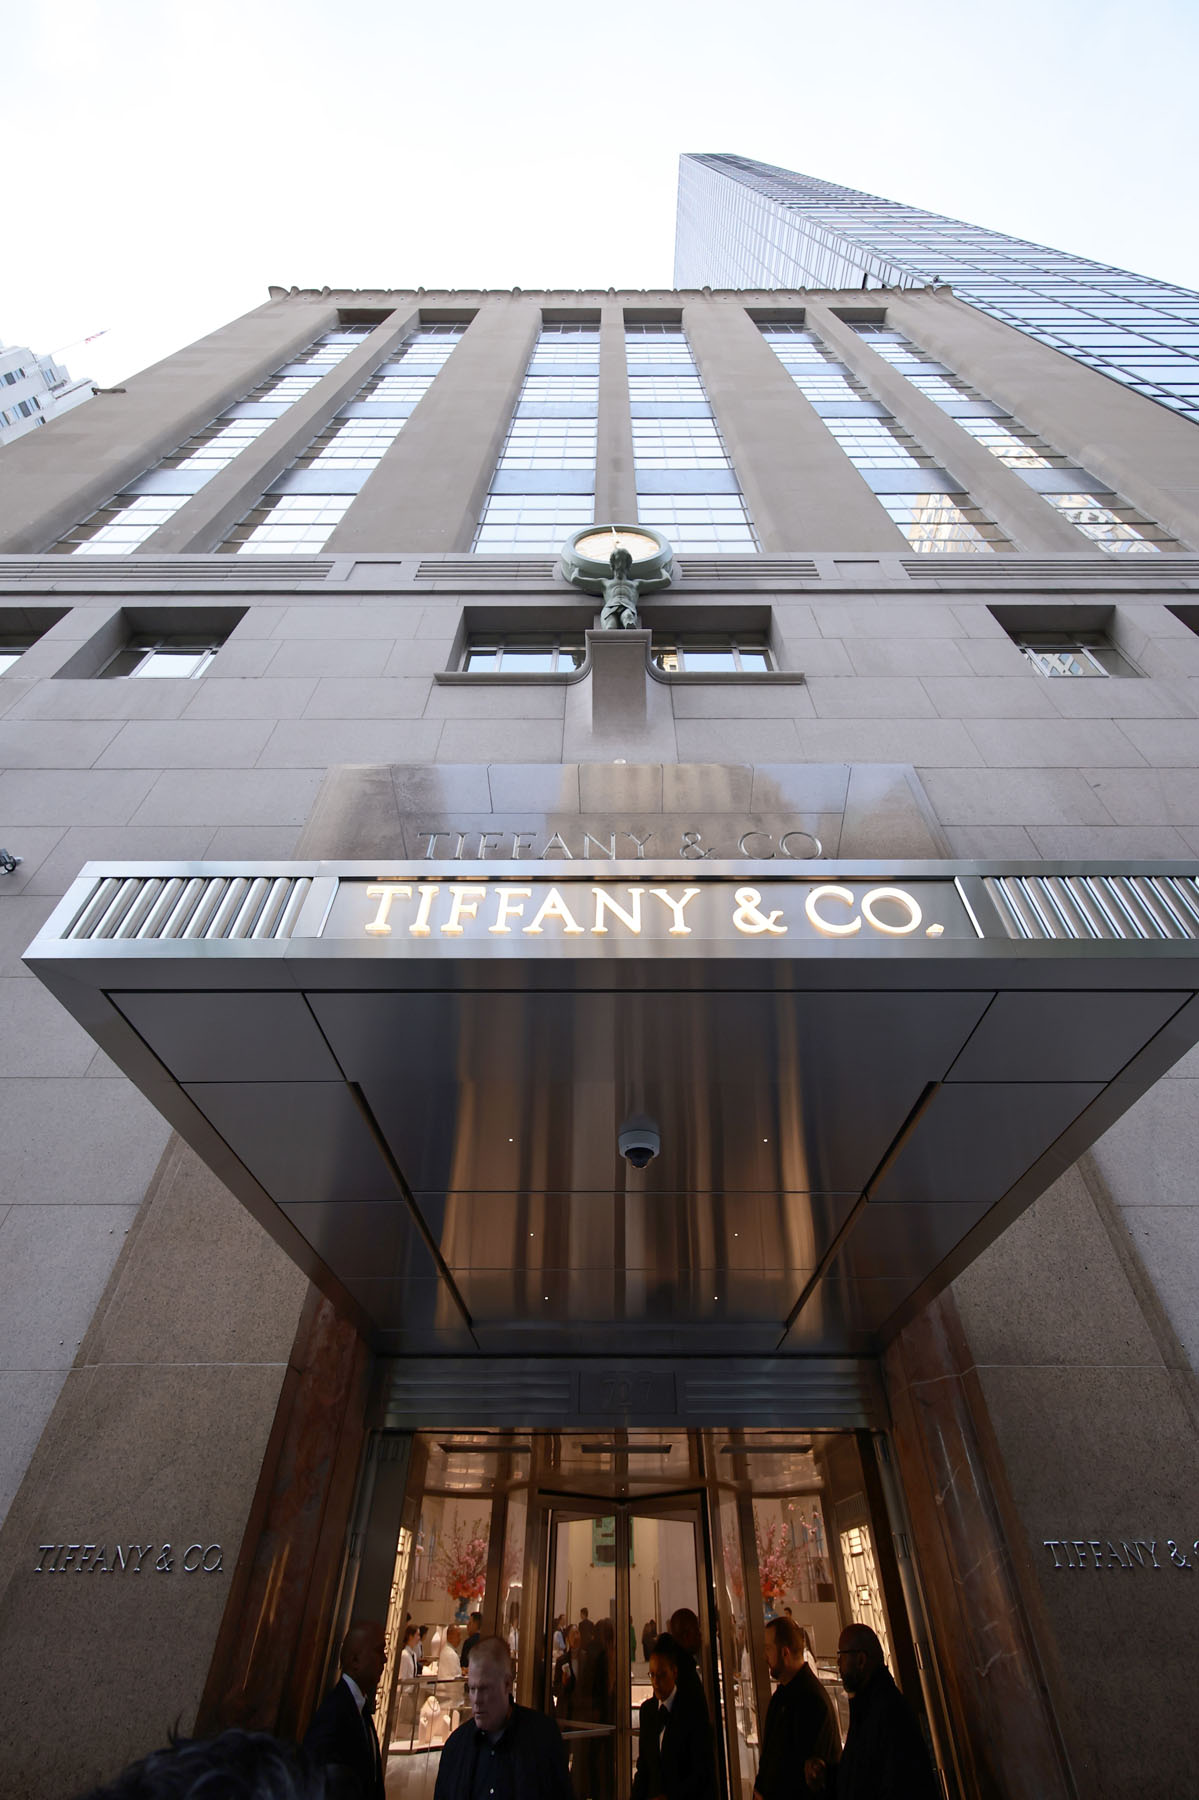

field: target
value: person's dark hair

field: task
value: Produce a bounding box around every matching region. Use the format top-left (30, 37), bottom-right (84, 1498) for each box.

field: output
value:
top-left (765, 1614), bottom-right (803, 1658)
top-left (469, 1611), bottom-right (482, 1625)
top-left (842, 1622), bottom-right (884, 1667)
top-left (668, 1607), bottom-right (701, 1654)
top-left (403, 1623), bottom-right (419, 1645)
top-left (72, 1729), bottom-right (326, 1800)
top-left (649, 1633), bottom-right (679, 1668)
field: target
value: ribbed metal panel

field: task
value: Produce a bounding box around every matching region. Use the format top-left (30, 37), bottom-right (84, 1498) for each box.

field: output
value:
top-left (64, 874), bottom-right (312, 942)
top-left (901, 555), bottom-right (1199, 584)
top-left (415, 558), bottom-right (558, 582)
top-left (983, 873), bottom-right (1199, 941)
top-left (677, 558), bottom-right (819, 582)
top-left (380, 1358), bottom-right (885, 1430)
top-left (0, 556), bottom-right (335, 585)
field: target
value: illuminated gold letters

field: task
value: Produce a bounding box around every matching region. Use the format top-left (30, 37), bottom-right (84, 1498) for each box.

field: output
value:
top-left (364, 884), bottom-right (412, 936)
top-left (441, 885), bottom-right (488, 936)
top-left (409, 884), bottom-right (440, 937)
top-left (649, 888), bottom-right (701, 935)
top-left (805, 885), bottom-right (860, 936)
top-left (489, 887), bottom-right (533, 934)
top-left (523, 888), bottom-right (585, 935)
top-left (732, 888), bottom-right (788, 935)
top-left (591, 887), bottom-right (645, 935)
top-left (859, 886), bottom-right (922, 937)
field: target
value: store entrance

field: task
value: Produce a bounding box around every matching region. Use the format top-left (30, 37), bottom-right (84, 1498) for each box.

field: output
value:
top-left (544, 1494), bottom-right (708, 1800)
top-left (369, 1429), bottom-right (937, 1800)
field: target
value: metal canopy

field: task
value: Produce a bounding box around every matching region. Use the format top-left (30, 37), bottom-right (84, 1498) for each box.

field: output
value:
top-left (25, 860), bottom-right (1199, 1367)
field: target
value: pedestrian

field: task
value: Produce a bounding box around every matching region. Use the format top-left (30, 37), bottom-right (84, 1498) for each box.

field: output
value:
top-left (302, 1618), bottom-right (387, 1800)
top-left (433, 1635), bottom-right (572, 1800)
top-left (754, 1616), bottom-right (839, 1800)
top-left (632, 1634), bottom-right (717, 1800)
top-left (553, 1612), bottom-right (568, 1659)
top-left (438, 1624), bottom-right (464, 1682)
top-left (667, 1608), bottom-right (708, 1713)
top-left (72, 1729), bottom-right (326, 1800)
top-left (805, 1624), bottom-right (937, 1799)
top-left (553, 1623), bottom-right (582, 1717)
top-left (461, 1611), bottom-right (484, 1668)
top-left (641, 1616), bottom-right (658, 1664)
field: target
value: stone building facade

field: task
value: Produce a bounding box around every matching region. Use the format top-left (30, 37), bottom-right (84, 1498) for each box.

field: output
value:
top-left (1, 284), bottom-right (1199, 1800)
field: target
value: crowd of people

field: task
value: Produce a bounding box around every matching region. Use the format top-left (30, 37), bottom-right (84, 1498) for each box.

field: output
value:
top-left (73, 1609), bottom-right (938, 1800)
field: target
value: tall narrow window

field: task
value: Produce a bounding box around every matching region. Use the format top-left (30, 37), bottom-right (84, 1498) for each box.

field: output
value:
top-left (628, 323), bottom-right (756, 551)
top-left (474, 324), bottom-right (598, 552)
top-left (51, 327), bottom-right (382, 555)
top-left (847, 322), bottom-right (1178, 554)
top-left (219, 324), bottom-right (468, 555)
top-left (760, 323), bottom-right (1010, 553)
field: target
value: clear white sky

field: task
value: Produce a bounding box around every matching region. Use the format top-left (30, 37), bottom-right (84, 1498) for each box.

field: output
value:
top-left (5, 0), bottom-right (1199, 389)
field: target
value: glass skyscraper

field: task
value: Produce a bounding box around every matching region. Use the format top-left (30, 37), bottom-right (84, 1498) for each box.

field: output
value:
top-left (675, 153), bottom-right (1199, 425)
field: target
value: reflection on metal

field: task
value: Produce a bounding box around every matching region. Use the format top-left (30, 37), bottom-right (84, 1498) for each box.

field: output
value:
top-left (64, 871), bottom-right (312, 941)
top-left (985, 872), bottom-right (1199, 941)
top-left (25, 859), bottom-right (1199, 1363)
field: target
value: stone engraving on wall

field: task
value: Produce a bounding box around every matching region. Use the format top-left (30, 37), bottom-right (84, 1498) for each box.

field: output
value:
top-left (34, 1542), bottom-right (223, 1574)
top-left (1042, 1538), bottom-right (1195, 1570)
top-left (414, 824), bottom-right (825, 860)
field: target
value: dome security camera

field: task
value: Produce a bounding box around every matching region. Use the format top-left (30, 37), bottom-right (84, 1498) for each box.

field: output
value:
top-left (618, 1115), bottom-right (660, 1170)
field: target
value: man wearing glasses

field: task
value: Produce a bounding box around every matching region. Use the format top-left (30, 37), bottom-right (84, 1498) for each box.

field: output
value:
top-left (805, 1625), bottom-right (937, 1798)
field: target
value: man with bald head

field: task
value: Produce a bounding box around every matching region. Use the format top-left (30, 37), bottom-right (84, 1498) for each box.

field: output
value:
top-left (303, 1618), bottom-right (387, 1800)
top-left (804, 1624), bottom-right (937, 1798)
top-left (433, 1635), bottom-right (572, 1800)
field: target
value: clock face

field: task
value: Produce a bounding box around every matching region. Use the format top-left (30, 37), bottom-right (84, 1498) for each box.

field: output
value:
top-left (573, 527), bottom-right (662, 564)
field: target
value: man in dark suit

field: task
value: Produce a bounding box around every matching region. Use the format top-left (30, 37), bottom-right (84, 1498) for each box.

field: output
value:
top-left (755, 1615), bottom-right (839, 1800)
top-left (434, 1634), bottom-right (572, 1800)
top-left (632, 1635), bottom-right (716, 1800)
top-left (302, 1618), bottom-right (387, 1800)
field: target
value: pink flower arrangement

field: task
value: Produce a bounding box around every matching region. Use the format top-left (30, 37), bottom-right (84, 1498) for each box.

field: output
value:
top-left (435, 1517), bottom-right (489, 1601)
top-left (755, 1516), bottom-right (800, 1604)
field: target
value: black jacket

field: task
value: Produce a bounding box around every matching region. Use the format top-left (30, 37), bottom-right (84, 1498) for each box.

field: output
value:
top-left (827, 1668), bottom-right (938, 1800)
top-left (632, 1683), bottom-right (717, 1800)
top-left (302, 1676), bottom-right (385, 1800)
top-left (756, 1664), bottom-right (840, 1800)
top-left (433, 1702), bottom-right (572, 1800)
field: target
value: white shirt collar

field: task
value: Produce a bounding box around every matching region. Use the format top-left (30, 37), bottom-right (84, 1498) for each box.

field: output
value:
top-left (342, 1673), bottom-right (367, 1713)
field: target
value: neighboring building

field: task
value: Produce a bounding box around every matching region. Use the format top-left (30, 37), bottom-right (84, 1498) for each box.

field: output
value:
top-left (0, 341), bottom-right (95, 446)
top-left (675, 153), bottom-right (1199, 424)
top-left (1, 277), bottom-right (1199, 1800)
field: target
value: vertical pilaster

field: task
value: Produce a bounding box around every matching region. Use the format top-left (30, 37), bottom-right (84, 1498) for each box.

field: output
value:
top-left (883, 290), bottom-right (1199, 552)
top-left (682, 296), bottom-right (908, 553)
top-left (144, 308), bottom-right (420, 554)
top-left (325, 295), bottom-right (542, 553)
top-left (0, 297), bottom-right (339, 554)
top-left (805, 300), bottom-right (1087, 555)
top-left (596, 299), bottom-right (635, 521)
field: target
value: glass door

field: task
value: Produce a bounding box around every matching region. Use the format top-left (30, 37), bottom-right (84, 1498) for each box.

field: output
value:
top-left (543, 1494), bottom-right (712, 1800)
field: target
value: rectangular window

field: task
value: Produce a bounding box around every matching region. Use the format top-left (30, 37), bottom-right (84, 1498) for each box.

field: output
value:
top-left (652, 634), bottom-right (772, 673)
top-left (498, 418), bottom-right (597, 469)
top-left (221, 494), bottom-right (353, 554)
top-left (1010, 629), bottom-right (1135, 678)
top-left (879, 495), bottom-right (1009, 553)
top-left (59, 494), bottom-right (190, 555)
top-left (99, 637), bottom-right (222, 679)
top-left (461, 635), bottom-right (586, 673)
top-left (473, 495), bottom-right (593, 553)
top-left (1039, 494), bottom-right (1168, 554)
top-left (631, 419), bottom-right (728, 467)
top-left (822, 418), bottom-right (926, 467)
top-left (297, 417), bottom-right (407, 468)
top-left (635, 493), bottom-right (758, 552)
top-left (165, 417), bottom-right (273, 471)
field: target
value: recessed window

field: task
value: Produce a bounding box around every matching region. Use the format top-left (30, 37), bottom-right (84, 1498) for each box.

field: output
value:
top-left (100, 636), bottom-right (222, 679)
top-left (652, 634), bottom-right (773, 674)
top-left (462, 635), bottom-right (585, 674)
top-left (1012, 629), bottom-right (1135, 678)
